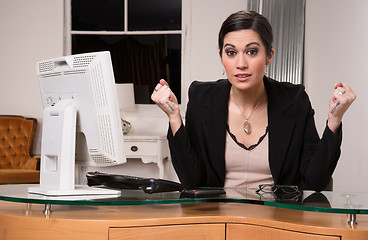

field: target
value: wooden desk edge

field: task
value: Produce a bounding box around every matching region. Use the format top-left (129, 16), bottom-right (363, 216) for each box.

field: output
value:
top-left (0, 201), bottom-right (368, 240)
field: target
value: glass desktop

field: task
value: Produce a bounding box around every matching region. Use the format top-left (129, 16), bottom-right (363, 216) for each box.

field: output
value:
top-left (0, 184), bottom-right (367, 217)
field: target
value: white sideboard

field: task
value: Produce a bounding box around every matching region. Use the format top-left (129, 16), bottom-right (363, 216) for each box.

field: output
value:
top-left (123, 134), bottom-right (169, 179)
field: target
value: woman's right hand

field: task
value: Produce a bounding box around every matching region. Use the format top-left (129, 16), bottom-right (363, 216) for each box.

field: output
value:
top-left (151, 79), bottom-right (182, 134)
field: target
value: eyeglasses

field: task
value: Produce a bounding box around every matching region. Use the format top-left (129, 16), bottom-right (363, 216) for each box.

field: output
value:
top-left (256, 184), bottom-right (300, 194)
top-left (256, 184), bottom-right (302, 201)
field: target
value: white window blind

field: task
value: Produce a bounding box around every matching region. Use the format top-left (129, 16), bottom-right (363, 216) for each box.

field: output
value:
top-left (248, 0), bottom-right (306, 84)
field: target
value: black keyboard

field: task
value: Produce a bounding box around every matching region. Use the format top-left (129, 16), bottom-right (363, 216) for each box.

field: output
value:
top-left (86, 171), bottom-right (186, 194)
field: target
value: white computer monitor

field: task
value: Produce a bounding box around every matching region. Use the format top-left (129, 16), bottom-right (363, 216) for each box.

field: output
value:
top-left (29, 51), bottom-right (126, 197)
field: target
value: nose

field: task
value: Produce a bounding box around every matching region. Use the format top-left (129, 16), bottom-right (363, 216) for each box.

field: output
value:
top-left (236, 54), bottom-right (248, 69)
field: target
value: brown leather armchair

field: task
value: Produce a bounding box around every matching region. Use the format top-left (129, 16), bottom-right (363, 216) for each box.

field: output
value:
top-left (0, 115), bottom-right (40, 184)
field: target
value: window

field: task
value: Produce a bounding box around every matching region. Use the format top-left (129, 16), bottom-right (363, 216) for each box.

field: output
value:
top-left (67, 0), bottom-right (182, 104)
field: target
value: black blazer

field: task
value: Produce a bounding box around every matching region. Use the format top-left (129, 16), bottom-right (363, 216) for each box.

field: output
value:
top-left (168, 77), bottom-right (342, 191)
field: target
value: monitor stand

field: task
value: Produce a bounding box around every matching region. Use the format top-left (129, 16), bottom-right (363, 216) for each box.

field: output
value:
top-left (28, 100), bottom-right (120, 197)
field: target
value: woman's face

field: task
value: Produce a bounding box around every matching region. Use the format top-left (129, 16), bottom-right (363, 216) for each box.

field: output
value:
top-left (221, 29), bottom-right (273, 91)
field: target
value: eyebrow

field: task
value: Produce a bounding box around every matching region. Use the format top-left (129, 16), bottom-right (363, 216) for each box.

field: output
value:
top-left (224, 42), bottom-right (261, 48)
top-left (246, 42), bottom-right (260, 47)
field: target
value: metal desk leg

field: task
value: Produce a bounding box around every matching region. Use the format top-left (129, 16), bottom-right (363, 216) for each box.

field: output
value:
top-left (26, 203), bottom-right (31, 215)
top-left (43, 204), bottom-right (52, 218)
top-left (347, 214), bottom-right (357, 228)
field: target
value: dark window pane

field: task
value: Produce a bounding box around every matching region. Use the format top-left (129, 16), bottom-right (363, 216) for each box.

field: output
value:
top-left (72, 0), bottom-right (124, 31)
top-left (128, 0), bottom-right (181, 31)
top-left (72, 34), bottom-right (181, 104)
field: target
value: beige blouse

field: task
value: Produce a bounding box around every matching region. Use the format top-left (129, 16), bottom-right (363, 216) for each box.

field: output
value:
top-left (224, 129), bottom-right (274, 188)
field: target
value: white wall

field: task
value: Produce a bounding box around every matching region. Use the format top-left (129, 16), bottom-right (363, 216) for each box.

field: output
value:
top-left (181, 0), bottom-right (248, 105)
top-left (305, 0), bottom-right (368, 192)
top-left (189, 0), bottom-right (247, 81)
top-left (0, 0), bottom-right (64, 153)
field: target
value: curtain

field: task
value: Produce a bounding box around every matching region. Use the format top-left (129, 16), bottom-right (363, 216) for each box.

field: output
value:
top-left (248, 0), bottom-right (306, 84)
top-left (72, 35), bottom-right (169, 103)
top-left (112, 36), bottom-right (168, 86)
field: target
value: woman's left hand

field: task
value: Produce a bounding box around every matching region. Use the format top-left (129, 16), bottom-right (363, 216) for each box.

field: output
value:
top-left (328, 82), bottom-right (356, 134)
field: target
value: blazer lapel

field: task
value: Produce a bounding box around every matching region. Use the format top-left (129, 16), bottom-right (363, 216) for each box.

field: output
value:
top-left (264, 77), bottom-right (296, 183)
top-left (202, 80), bottom-right (231, 185)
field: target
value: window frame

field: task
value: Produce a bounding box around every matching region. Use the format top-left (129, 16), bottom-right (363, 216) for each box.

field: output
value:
top-left (63, 0), bottom-right (190, 110)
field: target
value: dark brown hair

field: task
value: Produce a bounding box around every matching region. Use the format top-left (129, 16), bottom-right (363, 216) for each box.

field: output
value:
top-left (218, 11), bottom-right (273, 57)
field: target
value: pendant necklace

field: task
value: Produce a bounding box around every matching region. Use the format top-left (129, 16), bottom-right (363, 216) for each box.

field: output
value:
top-left (235, 99), bottom-right (262, 134)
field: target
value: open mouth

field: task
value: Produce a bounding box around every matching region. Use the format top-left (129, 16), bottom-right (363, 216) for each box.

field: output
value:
top-left (235, 74), bottom-right (251, 80)
top-left (235, 74), bottom-right (250, 78)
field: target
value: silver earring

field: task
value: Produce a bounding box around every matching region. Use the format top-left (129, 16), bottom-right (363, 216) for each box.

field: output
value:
top-left (222, 68), bottom-right (225, 75)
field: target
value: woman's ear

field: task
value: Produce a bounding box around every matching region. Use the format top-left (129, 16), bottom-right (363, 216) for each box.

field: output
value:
top-left (266, 48), bottom-right (275, 65)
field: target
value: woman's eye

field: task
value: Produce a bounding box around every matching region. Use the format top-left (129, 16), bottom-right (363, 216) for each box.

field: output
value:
top-left (225, 50), bottom-right (236, 56)
top-left (247, 49), bottom-right (258, 56)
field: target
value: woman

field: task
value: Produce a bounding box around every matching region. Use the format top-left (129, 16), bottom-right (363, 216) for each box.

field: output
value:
top-left (151, 11), bottom-right (356, 191)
